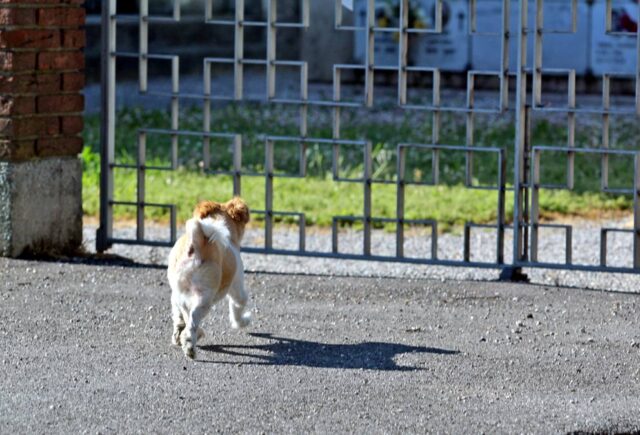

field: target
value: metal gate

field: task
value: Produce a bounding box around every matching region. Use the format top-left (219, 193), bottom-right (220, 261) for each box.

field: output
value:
top-left (96, 0), bottom-right (640, 275)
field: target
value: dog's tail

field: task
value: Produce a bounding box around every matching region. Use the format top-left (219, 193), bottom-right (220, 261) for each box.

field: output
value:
top-left (185, 217), bottom-right (230, 260)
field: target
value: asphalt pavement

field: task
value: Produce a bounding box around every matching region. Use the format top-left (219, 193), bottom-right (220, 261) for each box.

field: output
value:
top-left (1, 256), bottom-right (639, 433)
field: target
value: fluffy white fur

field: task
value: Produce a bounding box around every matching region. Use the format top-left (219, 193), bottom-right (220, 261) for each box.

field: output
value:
top-left (198, 217), bottom-right (230, 248)
top-left (168, 210), bottom-right (251, 360)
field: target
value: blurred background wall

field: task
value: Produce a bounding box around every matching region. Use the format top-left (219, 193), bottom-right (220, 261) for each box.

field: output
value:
top-left (83, 0), bottom-right (638, 89)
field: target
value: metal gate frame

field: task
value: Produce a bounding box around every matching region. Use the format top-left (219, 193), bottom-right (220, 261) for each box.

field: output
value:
top-left (96, 0), bottom-right (640, 275)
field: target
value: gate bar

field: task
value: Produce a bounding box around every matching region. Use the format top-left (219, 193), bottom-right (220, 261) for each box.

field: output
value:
top-left (512, 0), bottom-right (529, 265)
top-left (96, 0), bottom-right (116, 252)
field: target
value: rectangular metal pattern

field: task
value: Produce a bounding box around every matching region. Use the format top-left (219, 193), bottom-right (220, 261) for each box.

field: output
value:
top-left (97, 0), bottom-right (640, 274)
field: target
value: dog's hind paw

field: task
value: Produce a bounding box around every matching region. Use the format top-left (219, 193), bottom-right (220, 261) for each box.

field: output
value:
top-left (183, 343), bottom-right (196, 359)
top-left (231, 312), bottom-right (252, 329)
top-left (171, 327), bottom-right (184, 346)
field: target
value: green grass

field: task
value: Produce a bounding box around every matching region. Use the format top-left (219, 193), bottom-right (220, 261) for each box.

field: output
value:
top-left (81, 104), bottom-right (635, 231)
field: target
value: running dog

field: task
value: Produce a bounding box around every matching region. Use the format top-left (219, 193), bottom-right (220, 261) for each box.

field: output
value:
top-left (167, 197), bottom-right (251, 359)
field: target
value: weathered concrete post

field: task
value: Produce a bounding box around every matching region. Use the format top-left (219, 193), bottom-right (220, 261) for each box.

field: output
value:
top-left (0, 0), bottom-right (85, 257)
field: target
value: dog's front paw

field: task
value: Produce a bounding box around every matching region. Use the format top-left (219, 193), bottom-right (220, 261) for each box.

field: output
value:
top-left (231, 312), bottom-right (252, 329)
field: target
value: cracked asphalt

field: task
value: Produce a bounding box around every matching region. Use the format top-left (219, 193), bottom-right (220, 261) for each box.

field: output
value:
top-left (1, 256), bottom-right (639, 433)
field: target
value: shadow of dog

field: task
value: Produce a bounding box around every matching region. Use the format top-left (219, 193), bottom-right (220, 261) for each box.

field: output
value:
top-left (199, 332), bottom-right (459, 371)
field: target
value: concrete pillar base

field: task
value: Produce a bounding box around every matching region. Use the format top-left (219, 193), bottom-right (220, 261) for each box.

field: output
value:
top-left (0, 157), bottom-right (82, 257)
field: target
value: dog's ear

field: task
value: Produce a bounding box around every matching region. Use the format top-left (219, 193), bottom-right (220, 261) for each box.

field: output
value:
top-left (193, 201), bottom-right (223, 219)
top-left (225, 197), bottom-right (250, 225)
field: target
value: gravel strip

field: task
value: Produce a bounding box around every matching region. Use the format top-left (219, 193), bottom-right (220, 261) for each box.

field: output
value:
top-left (83, 218), bottom-right (640, 293)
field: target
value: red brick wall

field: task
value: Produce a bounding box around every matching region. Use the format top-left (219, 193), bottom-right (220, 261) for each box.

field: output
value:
top-left (0, 0), bottom-right (85, 162)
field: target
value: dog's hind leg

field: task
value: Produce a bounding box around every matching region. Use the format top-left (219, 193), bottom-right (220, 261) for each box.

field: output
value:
top-left (182, 303), bottom-right (208, 359)
top-left (228, 271), bottom-right (251, 329)
top-left (171, 301), bottom-right (185, 346)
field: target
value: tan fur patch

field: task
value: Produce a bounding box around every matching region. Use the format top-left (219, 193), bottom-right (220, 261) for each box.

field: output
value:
top-left (224, 197), bottom-right (250, 225)
top-left (193, 201), bottom-right (224, 219)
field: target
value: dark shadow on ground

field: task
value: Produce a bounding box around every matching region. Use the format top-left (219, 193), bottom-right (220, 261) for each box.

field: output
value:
top-left (14, 252), bottom-right (166, 270)
top-left (199, 333), bottom-right (459, 371)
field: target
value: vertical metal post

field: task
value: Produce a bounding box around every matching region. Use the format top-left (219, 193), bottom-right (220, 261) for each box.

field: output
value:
top-left (363, 141), bottom-right (372, 256)
top-left (566, 70), bottom-right (576, 190)
top-left (432, 70), bottom-right (440, 184)
top-left (465, 72), bottom-right (475, 187)
top-left (333, 67), bottom-right (341, 139)
top-left (301, 0), bottom-right (310, 27)
top-left (233, 134), bottom-right (242, 196)
top-left (463, 223), bottom-right (471, 262)
top-left (300, 62), bottom-right (308, 137)
top-left (533, 0), bottom-right (542, 107)
top-left (137, 133), bottom-right (146, 241)
top-left (530, 149), bottom-right (540, 263)
top-left (522, 105), bottom-right (531, 260)
top-left (205, 0), bottom-right (213, 20)
top-left (364, 0), bottom-right (374, 107)
top-left (173, 0), bottom-right (181, 21)
top-left (396, 145), bottom-right (406, 258)
top-left (334, 0), bottom-right (343, 29)
top-left (634, 153), bottom-right (640, 268)
top-left (433, 0), bottom-right (443, 32)
top-left (170, 206), bottom-right (177, 244)
top-left (332, 143), bottom-right (340, 178)
top-left (600, 229), bottom-right (607, 267)
top-left (512, 0), bottom-right (529, 265)
top-left (499, 0), bottom-right (510, 110)
top-left (565, 227), bottom-right (573, 265)
top-left (431, 222), bottom-right (438, 260)
top-left (398, 0), bottom-right (408, 107)
top-left (633, 7), bottom-right (640, 269)
top-left (636, 0), bottom-right (640, 116)
top-left (234, 0), bottom-right (245, 99)
top-left (265, 139), bottom-right (274, 250)
top-left (139, 0), bottom-right (148, 92)
top-left (97, 0), bottom-right (116, 252)
top-left (171, 57), bottom-right (180, 169)
top-left (203, 61), bottom-right (211, 171)
top-left (601, 75), bottom-right (610, 190)
top-left (266, 0), bottom-right (276, 101)
top-left (300, 62), bottom-right (308, 177)
top-left (497, 150), bottom-right (506, 264)
top-left (299, 215), bottom-right (306, 252)
top-left (470, 0), bottom-right (477, 32)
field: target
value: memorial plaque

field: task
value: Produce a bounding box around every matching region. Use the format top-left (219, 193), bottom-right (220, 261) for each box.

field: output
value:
top-left (590, 0), bottom-right (638, 76)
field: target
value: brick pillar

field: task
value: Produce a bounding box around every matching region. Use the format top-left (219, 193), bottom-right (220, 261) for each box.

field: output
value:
top-left (0, 0), bottom-right (85, 257)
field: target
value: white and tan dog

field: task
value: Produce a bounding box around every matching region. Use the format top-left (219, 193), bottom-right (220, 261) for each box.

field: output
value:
top-left (167, 197), bottom-right (251, 359)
